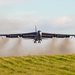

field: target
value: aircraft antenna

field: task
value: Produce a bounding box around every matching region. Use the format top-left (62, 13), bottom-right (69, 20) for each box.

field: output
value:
top-left (35, 25), bottom-right (37, 32)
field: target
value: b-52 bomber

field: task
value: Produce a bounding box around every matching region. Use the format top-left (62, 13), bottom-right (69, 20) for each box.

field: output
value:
top-left (0, 26), bottom-right (75, 43)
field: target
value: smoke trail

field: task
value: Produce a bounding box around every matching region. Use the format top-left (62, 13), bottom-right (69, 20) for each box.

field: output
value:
top-left (45, 38), bottom-right (74, 54)
top-left (0, 37), bottom-right (75, 56)
top-left (0, 38), bottom-right (9, 55)
top-left (8, 38), bottom-right (22, 56)
top-left (57, 38), bottom-right (74, 54)
top-left (44, 38), bottom-right (58, 54)
top-left (0, 38), bottom-right (9, 48)
top-left (49, 38), bottom-right (58, 54)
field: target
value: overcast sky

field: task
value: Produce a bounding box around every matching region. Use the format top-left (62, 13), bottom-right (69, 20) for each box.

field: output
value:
top-left (0, 0), bottom-right (75, 34)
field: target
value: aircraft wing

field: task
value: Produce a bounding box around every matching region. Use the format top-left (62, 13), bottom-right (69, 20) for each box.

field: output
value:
top-left (21, 32), bottom-right (36, 39)
top-left (0, 32), bottom-right (36, 39)
top-left (42, 32), bottom-right (75, 38)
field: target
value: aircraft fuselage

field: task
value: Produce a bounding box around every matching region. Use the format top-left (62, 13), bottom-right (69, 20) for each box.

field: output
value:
top-left (34, 30), bottom-right (42, 43)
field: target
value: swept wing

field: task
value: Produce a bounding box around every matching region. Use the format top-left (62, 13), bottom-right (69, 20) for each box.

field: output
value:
top-left (42, 32), bottom-right (75, 38)
top-left (0, 32), bottom-right (36, 39)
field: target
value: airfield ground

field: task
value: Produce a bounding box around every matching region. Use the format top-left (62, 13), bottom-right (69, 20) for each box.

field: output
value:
top-left (0, 54), bottom-right (75, 75)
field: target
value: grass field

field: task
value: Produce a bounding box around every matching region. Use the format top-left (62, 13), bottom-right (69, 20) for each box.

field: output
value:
top-left (0, 54), bottom-right (75, 75)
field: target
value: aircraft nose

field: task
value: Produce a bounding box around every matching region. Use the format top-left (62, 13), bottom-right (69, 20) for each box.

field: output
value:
top-left (40, 32), bottom-right (42, 36)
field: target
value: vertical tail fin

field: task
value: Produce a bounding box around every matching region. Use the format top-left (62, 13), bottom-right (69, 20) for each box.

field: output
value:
top-left (35, 25), bottom-right (37, 32)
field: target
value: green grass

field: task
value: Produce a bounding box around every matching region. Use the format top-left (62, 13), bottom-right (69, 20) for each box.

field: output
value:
top-left (0, 54), bottom-right (75, 75)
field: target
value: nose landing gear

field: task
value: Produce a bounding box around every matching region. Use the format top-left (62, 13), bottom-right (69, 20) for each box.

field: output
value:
top-left (38, 40), bottom-right (41, 43)
top-left (34, 40), bottom-right (37, 43)
top-left (34, 40), bottom-right (41, 43)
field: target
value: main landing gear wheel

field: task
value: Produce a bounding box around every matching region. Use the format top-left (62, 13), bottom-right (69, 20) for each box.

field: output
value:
top-left (38, 41), bottom-right (41, 43)
top-left (34, 41), bottom-right (37, 43)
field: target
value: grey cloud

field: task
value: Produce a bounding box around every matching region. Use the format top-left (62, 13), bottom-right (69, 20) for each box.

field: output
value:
top-left (0, 15), bottom-right (75, 34)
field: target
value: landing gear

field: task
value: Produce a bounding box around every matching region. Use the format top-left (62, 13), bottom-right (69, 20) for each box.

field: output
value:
top-left (34, 40), bottom-right (37, 43)
top-left (34, 40), bottom-right (41, 43)
top-left (38, 40), bottom-right (41, 43)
